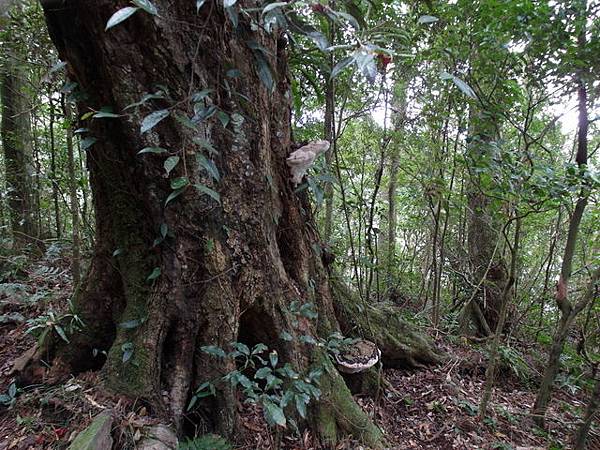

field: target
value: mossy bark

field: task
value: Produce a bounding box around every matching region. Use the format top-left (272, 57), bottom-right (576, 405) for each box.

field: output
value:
top-left (30, 1), bottom-right (394, 447)
top-left (332, 278), bottom-right (444, 368)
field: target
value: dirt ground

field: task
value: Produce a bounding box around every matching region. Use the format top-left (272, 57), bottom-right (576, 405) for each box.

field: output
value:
top-left (0, 251), bottom-right (598, 449)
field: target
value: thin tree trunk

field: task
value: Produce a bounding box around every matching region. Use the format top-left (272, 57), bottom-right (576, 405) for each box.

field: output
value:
top-left (62, 95), bottom-right (80, 287)
top-left (573, 368), bottom-right (600, 449)
top-left (49, 96), bottom-right (61, 238)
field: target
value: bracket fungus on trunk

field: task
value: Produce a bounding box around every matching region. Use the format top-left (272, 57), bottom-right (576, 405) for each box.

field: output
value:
top-left (333, 339), bottom-right (381, 374)
top-left (286, 139), bottom-right (330, 185)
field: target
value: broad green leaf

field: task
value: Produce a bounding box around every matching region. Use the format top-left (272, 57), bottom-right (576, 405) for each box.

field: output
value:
top-left (106, 7), bottom-right (140, 30)
top-left (418, 15), bottom-right (438, 24)
top-left (165, 187), bottom-right (185, 206)
top-left (164, 156), bottom-right (180, 175)
top-left (224, 0), bottom-right (237, 7)
top-left (194, 184), bottom-right (221, 204)
top-left (255, 367), bottom-right (272, 379)
top-left (141, 109), bottom-right (170, 133)
top-left (263, 401), bottom-right (286, 427)
top-left (121, 342), bottom-right (134, 362)
top-left (147, 267), bottom-right (161, 281)
top-left (196, 153), bottom-right (220, 182)
top-left (269, 350), bottom-right (278, 367)
top-left (138, 146), bottom-right (167, 155)
top-left (295, 394), bottom-right (307, 418)
top-left (132, 0), bottom-right (158, 15)
top-left (170, 177), bottom-right (189, 190)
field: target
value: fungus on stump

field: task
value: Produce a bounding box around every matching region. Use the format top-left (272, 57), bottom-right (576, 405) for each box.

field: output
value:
top-left (28, 0), bottom-right (441, 446)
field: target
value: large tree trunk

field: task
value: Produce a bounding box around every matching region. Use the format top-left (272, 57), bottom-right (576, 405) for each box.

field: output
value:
top-left (30, 0), bottom-right (440, 446)
top-left (1, 55), bottom-right (37, 246)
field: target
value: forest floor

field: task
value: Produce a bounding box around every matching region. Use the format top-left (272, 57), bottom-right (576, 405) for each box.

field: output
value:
top-left (0, 248), bottom-right (597, 449)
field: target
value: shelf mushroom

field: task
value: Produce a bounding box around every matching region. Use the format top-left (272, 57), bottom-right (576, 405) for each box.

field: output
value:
top-left (333, 339), bottom-right (381, 374)
top-left (286, 140), bottom-right (330, 186)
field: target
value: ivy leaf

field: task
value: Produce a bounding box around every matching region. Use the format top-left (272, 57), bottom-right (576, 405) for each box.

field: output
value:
top-left (170, 177), bottom-right (189, 190)
top-left (106, 7), bottom-right (140, 30)
top-left (147, 267), bottom-right (161, 281)
top-left (132, 0), bottom-right (158, 15)
top-left (418, 15), bottom-right (439, 24)
top-left (201, 345), bottom-right (227, 358)
top-left (217, 110), bottom-right (230, 128)
top-left (138, 146), bottom-right (167, 155)
top-left (193, 137), bottom-right (218, 155)
top-left (295, 394), bottom-right (307, 418)
top-left (194, 184), bottom-right (221, 204)
top-left (196, 153), bottom-right (220, 182)
top-left (164, 156), bottom-right (180, 175)
top-left (141, 109), bottom-right (170, 133)
top-left (165, 187), bottom-right (185, 206)
top-left (263, 401), bottom-right (286, 427)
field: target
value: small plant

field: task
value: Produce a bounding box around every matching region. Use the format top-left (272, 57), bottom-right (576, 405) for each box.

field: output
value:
top-left (0, 382), bottom-right (18, 407)
top-left (189, 341), bottom-right (322, 428)
top-left (179, 434), bottom-right (232, 450)
top-left (25, 307), bottom-right (84, 345)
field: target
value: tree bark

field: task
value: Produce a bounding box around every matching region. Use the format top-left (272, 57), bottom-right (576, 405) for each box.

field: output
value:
top-left (28, 0), bottom-right (440, 445)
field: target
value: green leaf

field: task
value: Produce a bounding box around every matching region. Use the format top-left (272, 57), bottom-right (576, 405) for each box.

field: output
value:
top-left (165, 187), bottom-right (186, 206)
top-left (217, 110), bottom-right (230, 128)
top-left (118, 318), bottom-right (145, 329)
top-left (54, 325), bottom-right (70, 343)
top-left (201, 345), bottom-right (227, 358)
top-left (121, 342), bottom-right (134, 362)
top-left (196, 0), bottom-right (207, 11)
top-left (147, 267), bottom-right (161, 281)
top-left (451, 76), bottom-right (476, 99)
top-left (8, 383), bottom-right (17, 398)
top-left (295, 394), bottom-right (307, 418)
top-left (307, 31), bottom-right (328, 51)
top-left (263, 401), bottom-right (286, 427)
top-left (93, 109), bottom-right (121, 119)
top-left (232, 342), bottom-right (250, 355)
top-left (106, 7), bottom-right (140, 30)
top-left (330, 56), bottom-right (354, 79)
top-left (280, 331), bottom-right (293, 341)
top-left (138, 146), bottom-right (167, 155)
top-left (196, 153), bottom-right (220, 182)
top-left (269, 350), bottom-right (278, 367)
top-left (112, 248), bottom-right (123, 257)
top-left (164, 156), bottom-right (180, 175)
top-left (141, 109), bottom-right (170, 133)
top-left (170, 177), bottom-right (189, 190)
top-left (223, 0), bottom-right (237, 7)
top-left (80, 137), bottom-right (97, 151)
top-left (194, 184), bottom-right (221, 204)
top-left (262, 2), bottom-right (286, 15)
top-left (253, 53), bottom-right (274, 92)
top-left (418, 15), bottom-right (438, 24)
top-left (192, 89), bottom-right (213, 102)
top-left (255, 367), bottom-right (272, 379)
top-left (192, 137), bottom-right (218, 155)
top-left (132, 0), bottom-right (158, 15)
